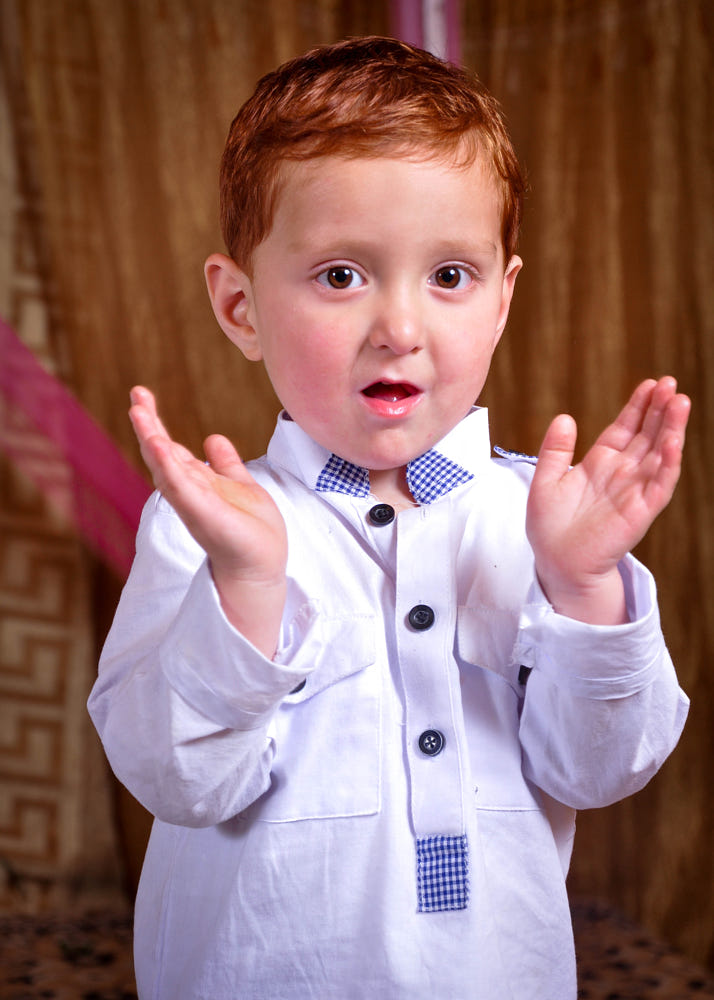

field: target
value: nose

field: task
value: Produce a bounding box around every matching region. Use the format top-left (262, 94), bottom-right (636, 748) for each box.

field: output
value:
top-left (368, 286), bottom-right (423, 355)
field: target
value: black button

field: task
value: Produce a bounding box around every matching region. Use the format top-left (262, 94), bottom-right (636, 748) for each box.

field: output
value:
top-left (518, 665), bottom-right (532, 687)
top-left (290, 679), bottom-right (306, 694)
top-left (368, 503), bottom-right (395, 525)
top-left (418, 729), bottom-right (445, 756)
top-left (408, 604), bottom-right (435, 630)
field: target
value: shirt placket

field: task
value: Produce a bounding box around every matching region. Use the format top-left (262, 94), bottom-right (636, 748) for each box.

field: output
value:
top-left (395, 503), bottom-right (470, 912)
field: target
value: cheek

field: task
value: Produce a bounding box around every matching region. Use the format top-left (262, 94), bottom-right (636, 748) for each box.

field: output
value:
top-left (289, 315), bottom-right (355, 377)
top-left (437, 326), bottom-right (498, 381)
top-left (264, 333), bottom-right (347, 406)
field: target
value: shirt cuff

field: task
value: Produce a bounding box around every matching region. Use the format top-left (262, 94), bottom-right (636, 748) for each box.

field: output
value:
top-left (513, 555), bottom-right (667, 700)
top-left (160, 559), bottom-right (320, 730)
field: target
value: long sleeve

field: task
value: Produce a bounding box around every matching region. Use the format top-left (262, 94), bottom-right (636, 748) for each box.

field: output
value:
top-left (88, 492), bottom-right (319, 827)
top-left (513, 557), bottom-right (689, 809)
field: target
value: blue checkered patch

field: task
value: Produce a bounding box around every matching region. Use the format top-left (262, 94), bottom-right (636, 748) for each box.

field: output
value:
top-left (315, 455), bottom-right (370, 497)
top-left (315, 449), bottom-right (472, 503)
top-left (416, 834), bottom-right (469, 912)
top-left (407, 451), bottom-right (473, 504)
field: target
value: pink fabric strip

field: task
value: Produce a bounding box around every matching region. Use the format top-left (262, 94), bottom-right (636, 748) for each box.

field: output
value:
top-left (390, 0), bottom-right (424, 49)
top-left (443, 0), bottom-right (461, 65)
top-left (0, 315), bottom-right (150, 578)
top-left (390, 0), bottom-right (461, 63)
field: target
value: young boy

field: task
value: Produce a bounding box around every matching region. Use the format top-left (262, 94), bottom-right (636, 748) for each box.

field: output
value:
top-left (89, 36), bottom-right (690, 999)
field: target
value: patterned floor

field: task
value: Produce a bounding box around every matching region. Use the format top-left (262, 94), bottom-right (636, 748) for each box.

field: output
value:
top-left (0, 901), bottom-right (712, 999)
top-left (571, 901), bottom-right (714, 999)
top-left (0, 910), bottom-right (136, 1000)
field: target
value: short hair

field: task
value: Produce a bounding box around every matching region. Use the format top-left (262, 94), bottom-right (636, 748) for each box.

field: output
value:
top-left (220, 36), bottom-right (525, 271)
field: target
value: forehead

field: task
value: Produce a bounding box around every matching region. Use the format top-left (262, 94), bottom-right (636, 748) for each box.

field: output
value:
top-left (267, 151), bottom-right (504, 246)
top-left (275, 137), bottom-right (501, 193)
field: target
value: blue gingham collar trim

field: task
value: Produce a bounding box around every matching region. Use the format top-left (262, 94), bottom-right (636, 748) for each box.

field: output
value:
top-left (267, 407), bottom-right (493, 505)
top-left (314, 449), bottom-right (473, 504)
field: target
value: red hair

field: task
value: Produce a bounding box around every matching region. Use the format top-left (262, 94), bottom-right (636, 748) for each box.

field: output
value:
top-left (220, 36), bottom-right (525, 271)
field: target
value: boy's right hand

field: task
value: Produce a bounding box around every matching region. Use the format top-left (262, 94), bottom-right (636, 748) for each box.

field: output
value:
top-left (129, 386), bottom-right (287, 659)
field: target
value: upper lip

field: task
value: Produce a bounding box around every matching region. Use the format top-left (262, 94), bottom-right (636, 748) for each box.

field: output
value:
top-left (360, 378), bottom-right (421, 396)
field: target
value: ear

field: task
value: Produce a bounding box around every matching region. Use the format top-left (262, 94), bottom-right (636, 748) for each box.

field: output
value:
top-left (204, 252), bottom-right (263, 361)
top-left (495, 254), bottom-right (522, 339)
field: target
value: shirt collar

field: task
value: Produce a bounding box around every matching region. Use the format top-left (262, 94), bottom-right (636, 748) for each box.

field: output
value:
top-left (266, 408), bottom-right (493, 505)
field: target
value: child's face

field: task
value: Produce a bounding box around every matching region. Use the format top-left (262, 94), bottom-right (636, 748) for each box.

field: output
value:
top-left (222, 152), bottom-right (520, 474)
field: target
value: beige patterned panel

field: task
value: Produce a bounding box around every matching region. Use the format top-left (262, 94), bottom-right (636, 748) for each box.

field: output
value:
top-left (0, 491), bottom-right (79, 866)
top-left (0, 54), bottom-right (123, 912)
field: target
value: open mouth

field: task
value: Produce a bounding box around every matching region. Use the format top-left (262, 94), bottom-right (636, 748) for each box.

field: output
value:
top-left (361, 381), bottom-right (419, 403)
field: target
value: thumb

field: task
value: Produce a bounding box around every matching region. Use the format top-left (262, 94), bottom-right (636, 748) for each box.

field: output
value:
top-left (532, 414), bottom-right (578, 489)
top-left (203, 434), bottom-right (253, 483)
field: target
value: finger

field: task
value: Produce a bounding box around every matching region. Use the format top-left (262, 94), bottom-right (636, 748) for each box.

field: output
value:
top-left (532, 413), bottom-right (578, 489)
top-left (128, 403), bottom-right (159, 449)
top-left (129, 384), bottom-right (154, 409)
top-left (129, 386), bottom-right (184, 458)
top-left (635, 376), bottom-right (678, 446)
top-left (641, 431), bottom-right (685, 513)
top-left (129, 385), bottom-right (158, 424)
top-left (129, 407), bottom-right (177, 472)
top-left (129, 391), bottom-right (162, 447)
top-left (135, 432), bottom-right (193, 490)
top-left (625, 380), bottom-right (688, 465)
top-left (129, 385), bottom-right (173, 444)
top-left (203, 434), bottom-right (254, 484)
top-left (596, 379), bottom-right (658, 451)
top-left (599, 377), bottom-right (679, 461)
top-left (129, 386), bottom-right (182, 450)
top-left (128, 389), bottom-right (201, 488)
top-left (642, 395), bottom-right (690, 502)
top-left (658, 390), bottom-right (691, 447)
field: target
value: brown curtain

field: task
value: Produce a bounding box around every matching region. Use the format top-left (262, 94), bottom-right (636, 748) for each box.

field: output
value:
top-left (1, 0), bottom-right (711, 967)
top-left (464, 0), bottom-right (714, 966)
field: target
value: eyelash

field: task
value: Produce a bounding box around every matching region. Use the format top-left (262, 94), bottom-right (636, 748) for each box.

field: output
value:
top-left (314, 263), bottom-right (478, 291)
top-left (428, 265), bottom-right (477, 290)
top-left (315, 266), bottom-right (365, 290)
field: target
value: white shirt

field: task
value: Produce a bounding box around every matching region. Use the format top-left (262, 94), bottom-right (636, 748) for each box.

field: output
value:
top-left (89, 407), bottom-right (688, 1000)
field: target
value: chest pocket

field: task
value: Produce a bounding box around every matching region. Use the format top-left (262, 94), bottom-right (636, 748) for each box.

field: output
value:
top-left (456, 604), bottom-right (522, 690)
top-left (456, 604), bottom-right (541, 811)
top-left (251, 613), bottom-right (380, 823)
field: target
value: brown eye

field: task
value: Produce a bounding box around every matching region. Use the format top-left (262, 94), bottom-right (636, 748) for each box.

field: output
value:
top-left (317, 265), bottom-right (365, 290)
top-left (327, 267), bottom-right (354, 289)
top-left (434, 266), bottom-right (463, 289)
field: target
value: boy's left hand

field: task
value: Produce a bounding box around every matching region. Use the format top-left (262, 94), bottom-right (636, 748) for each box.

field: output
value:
top-left (526, 377), bottom-right (690, 625)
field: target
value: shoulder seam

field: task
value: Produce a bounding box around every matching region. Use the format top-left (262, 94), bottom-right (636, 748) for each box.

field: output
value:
top-left (493, 445), bottom-right (538, 466)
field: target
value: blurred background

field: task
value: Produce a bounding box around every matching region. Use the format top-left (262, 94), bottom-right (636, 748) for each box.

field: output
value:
top-left (0, 0), bottom-right (712, 979)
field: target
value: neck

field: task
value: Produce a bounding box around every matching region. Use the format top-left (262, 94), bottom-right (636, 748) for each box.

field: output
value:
top-left (367, 466), bottom-right (417, 513)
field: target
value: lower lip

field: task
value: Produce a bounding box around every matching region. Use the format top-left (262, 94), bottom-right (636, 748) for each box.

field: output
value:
top-left (360, 391), bottom-right (423, 419)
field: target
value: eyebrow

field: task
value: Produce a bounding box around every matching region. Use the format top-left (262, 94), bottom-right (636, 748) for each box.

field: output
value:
top-left (431, 238), bottom-right (500, 258)
top-left (286, 234), bottom-right (501, 261)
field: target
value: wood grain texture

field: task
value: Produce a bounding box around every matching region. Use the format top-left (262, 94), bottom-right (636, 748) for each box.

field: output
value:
top-left (465, 0), bottom-right (714, 967)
